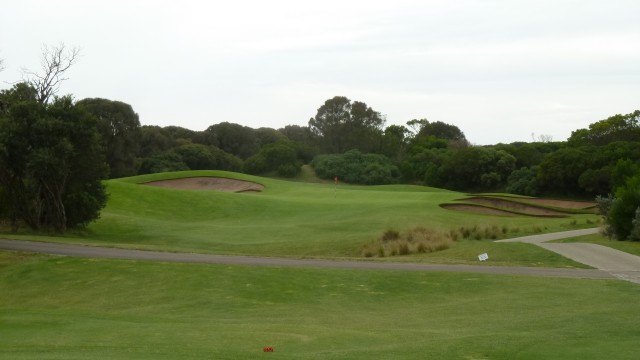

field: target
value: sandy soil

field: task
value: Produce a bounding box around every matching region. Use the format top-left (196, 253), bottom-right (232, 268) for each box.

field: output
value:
top-left (463, 197), bottom-right (568, 216)
top-left (515, 198), bottom-right (596, 209)
top-left (440, 204), bottom-right (518, 216)
top-left (143, 177), bottom-right (265, 192)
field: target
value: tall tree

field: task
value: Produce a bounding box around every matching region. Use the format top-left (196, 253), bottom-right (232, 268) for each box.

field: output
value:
top-left (22, 43), bottom-right (80, 104)
top-left (77, 98), bottom-right (141, 178)
top-left (206, 122), bottom-right (259, 159)
top-left (254, 127), bottom-right (287, 146)
top-left (279, 125), bottom-right (315, 144)
top-left (569, 110), bottom-right (640, 146)
top-left (409, 119), bottom-right (468, 145)
top-left (380, 125), bottom-right (410, 162)
top-left (308, 96), bottom-right (385, 153)
top-left (0, 83), bottom-right (108, 233)
top-left (138, 125), bottom-right (172, 158)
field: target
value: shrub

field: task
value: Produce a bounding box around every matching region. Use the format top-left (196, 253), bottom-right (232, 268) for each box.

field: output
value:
top-left (630, 208), bottom-right (640, 241)
top-left (276, 164), bottom-right (299, 178)
top-left (362, 227), bottom-right (453, 257)
top-left (381, 229), bottom-right (400, 242)
top-left (506, 166), bottom-right (538, 196)
top-left (244, 141), bottom-right (302, 177)
top-left (602, 176), bottom-right (640, 240)
top-left (139, 151), bottom-right (189, 174)
top-left (312, 150), bottom-right (400, 185)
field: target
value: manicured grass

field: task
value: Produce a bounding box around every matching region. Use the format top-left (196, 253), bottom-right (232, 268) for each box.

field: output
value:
top-left (0, 171), bottom-right (599, 266)
top-left (1, 251), bottom-right (639, 360)
top-left (555, 233), bottom-right (640, 256)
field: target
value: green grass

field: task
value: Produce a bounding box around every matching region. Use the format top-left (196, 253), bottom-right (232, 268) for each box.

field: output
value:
top-left (0, 171), bottom-right (599, 267)
top-left (1, 251), bottom-right (638, 360)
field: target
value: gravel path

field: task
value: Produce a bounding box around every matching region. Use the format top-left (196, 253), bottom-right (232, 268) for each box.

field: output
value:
top-left (496, 228), bottom-right (640, 283)
top-left (0, 237), bottom-right (615, 281)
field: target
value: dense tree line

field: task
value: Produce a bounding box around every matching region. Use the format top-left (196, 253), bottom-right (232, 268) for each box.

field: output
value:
top-left (30, 92), bottom-right (635, 200)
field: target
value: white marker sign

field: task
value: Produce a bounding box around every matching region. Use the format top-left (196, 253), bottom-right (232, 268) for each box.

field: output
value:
top-left (478, 253), bottom-right (489, 261)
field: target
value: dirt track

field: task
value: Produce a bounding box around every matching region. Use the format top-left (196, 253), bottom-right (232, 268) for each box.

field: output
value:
top-left (0, 236), bottom-right (616, 281)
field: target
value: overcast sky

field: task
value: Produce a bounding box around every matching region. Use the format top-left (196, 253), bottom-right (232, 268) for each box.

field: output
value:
top-left (1, 0), bottom-right (639, 144)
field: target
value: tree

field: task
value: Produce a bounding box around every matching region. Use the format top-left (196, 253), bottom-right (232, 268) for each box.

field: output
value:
top-left (22, 43), bottom-right (80, 104)
top-left (77, 98), bottom-right (141, 178)
top-left (568, 110), bottom-right (640, 146)
top-left (604, 176), bottom-right (640, 241)
top-left (138, 125), bottom-right (172, 158)
top-left (506, 167), bottom-right (538, 196)
top-left (414, 119), bottom-right (467, 143)
top-left (206, 122), bottom-right (259, 159)
top-left (537, 147), bottom-right (592, 196)
top-left (435, 147), bottom-right (515, 191)
top-left (163, 126), bottom-right (198, 143)
top-left (312, 150), bottom-right (400, 185)
top-left (380, 125), bottom-right (410, 162)
top-left (244, 141), bottom-right (301, 177)
top-left (254, 127), bottom-right (286, 146)
top-left (406, 119), bottom-right (468, 158)
top-left (400, 147), bottom-right (450, 184)
top-left (279, 125), bottom-right (315, 144)
top-left (308, 96), bottom-right (385, 153)
top-left (0, 84), bottom-right (108, 233)
top-left (173, 143), bottom-right (217, 170)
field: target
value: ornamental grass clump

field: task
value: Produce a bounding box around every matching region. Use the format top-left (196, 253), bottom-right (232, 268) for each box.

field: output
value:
top-left (361, 227), bottom-right (454, 257)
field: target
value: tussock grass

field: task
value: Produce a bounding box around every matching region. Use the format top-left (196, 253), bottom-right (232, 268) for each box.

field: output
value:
top-left (362, 227), bottom-right (454, 257)
top-left (452, 224), bottom-right (508, 241)
top-left (364, 223), bottom-right (560, 257)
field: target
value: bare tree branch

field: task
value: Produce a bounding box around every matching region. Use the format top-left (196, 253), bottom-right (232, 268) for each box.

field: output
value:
top-left (22, 43), bottom-right (80, 104)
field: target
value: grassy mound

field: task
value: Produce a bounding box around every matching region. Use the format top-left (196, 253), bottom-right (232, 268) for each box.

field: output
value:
top-left (441, 195), bottom-right (596, 218)
top-left (2, 171), bottom-right (598, 262)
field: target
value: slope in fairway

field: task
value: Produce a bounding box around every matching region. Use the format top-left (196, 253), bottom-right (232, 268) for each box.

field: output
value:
top-left (0, 251), bottom-right (638, 360)
top-left (4, 171), bottom-right (597, 264)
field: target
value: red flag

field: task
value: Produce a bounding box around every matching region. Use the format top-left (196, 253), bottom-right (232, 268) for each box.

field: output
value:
top-left (334, 176), bottom-right (338, 185)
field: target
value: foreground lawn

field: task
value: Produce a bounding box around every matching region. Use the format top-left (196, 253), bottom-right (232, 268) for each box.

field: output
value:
top-left (1, 251), bottom-right (638, 360)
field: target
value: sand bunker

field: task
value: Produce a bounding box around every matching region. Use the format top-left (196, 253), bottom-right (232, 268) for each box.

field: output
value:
top-left (438, 195), bottom-right (593, 217)
top-left (440, 204), bottom-right (518, 217)
top-left (462, 197), bottom-right (569, 216)
top-left (143, 177), bottom-right (264, 192)
top-left (510, 198), bottom-right (595, 210)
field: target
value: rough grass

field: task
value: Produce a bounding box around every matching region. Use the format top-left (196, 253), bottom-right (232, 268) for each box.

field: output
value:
top-left (362, 227), bottom-right (454, 257)
top-left (357, 224), bottom-right (588, 268)
top-left (1, 251), bottom-right (639, 360)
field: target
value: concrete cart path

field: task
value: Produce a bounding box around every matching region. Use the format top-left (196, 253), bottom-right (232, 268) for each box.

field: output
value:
top-left (0, 238), bottom-right (614, 281)
top-left (497, 228), bottom-right (640, 283)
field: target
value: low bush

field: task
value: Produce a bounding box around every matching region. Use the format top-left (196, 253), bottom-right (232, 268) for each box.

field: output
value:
top-left (361, 227), bottom-right (453, 257)
top-left (244, 140), bottom-right (302, 178)
top-left (312, 150), bottom-right (400, 185)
